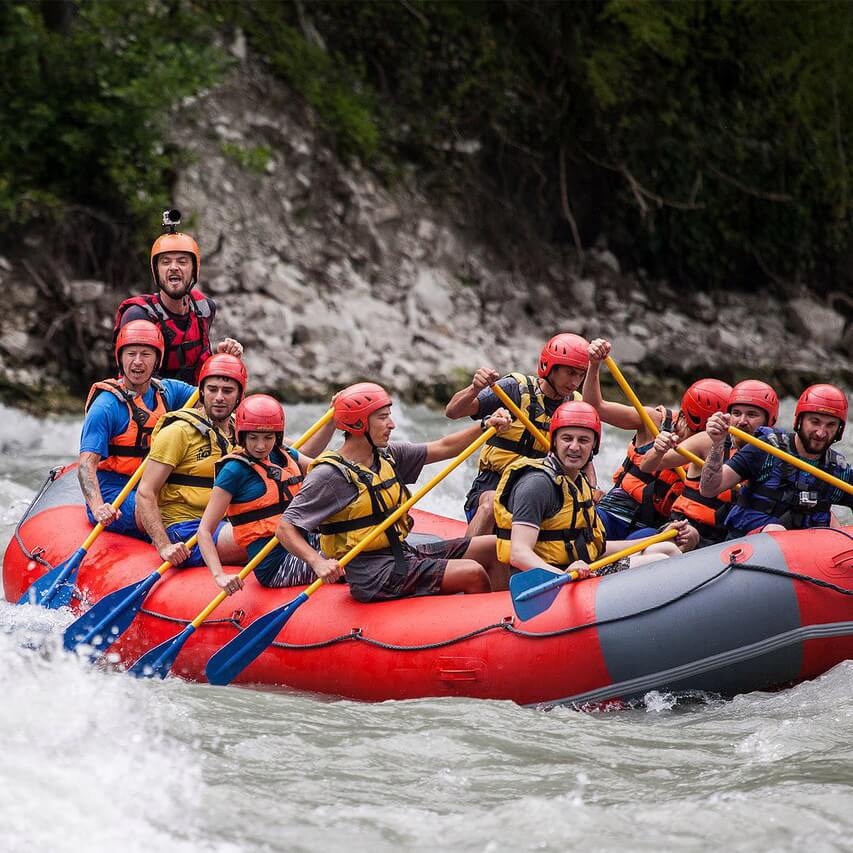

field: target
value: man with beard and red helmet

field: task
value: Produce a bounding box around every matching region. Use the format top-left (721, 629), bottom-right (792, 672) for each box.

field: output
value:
top-left (278, 382), bottom-right (514, 602)
top-left (584, 338), bottom-right (729, 539)
top-left (445, 332), bottom-right (591, 537)
top-left (113, 212), bottom-right (243, 384)
top-left (700, 383), bottom-right (852, 535)
top-left (639, 379), bottom-right (780, 545)
top-left (493, 402), bottom-right (695, 580)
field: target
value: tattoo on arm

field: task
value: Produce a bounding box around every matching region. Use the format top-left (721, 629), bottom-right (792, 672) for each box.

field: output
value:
top-left (699, 442), bottom-right (726, 497)
top-left (77, 456), bottom-right (103, 509)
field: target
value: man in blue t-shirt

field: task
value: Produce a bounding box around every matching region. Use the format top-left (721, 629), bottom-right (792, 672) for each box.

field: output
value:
top-left (78, 320), bottom-right (195, 538)
top-left (699, 384), bottom-right (852, 535)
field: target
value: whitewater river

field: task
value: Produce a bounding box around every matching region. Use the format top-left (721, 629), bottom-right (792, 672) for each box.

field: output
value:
top-left (1, 399), bottom-right (851, 852)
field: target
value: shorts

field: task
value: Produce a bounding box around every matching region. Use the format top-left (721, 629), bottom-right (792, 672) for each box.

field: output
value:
top-left (255, 533), bottom-right (322, 588)
top-left (166, 519), bottom-right (225, 567)
top-left (463, 471), bottom-right (502, 522)
top-left (595, 508), bottom-right (656, 541)
top-left (86, 486), bottom-right (149, 541)
top-left (364, 536), bottom-right (471, 603)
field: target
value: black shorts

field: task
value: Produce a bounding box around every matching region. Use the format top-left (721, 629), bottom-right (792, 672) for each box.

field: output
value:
top-left (463, 470), bottom-right (502, 521)
top-left (369, 536), bottom-right (471, 602)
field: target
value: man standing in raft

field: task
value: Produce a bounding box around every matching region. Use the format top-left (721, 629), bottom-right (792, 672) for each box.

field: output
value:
top-left (135, 353), bottom-right (249, 567)
top-left (494, 401), bottom-right (696, 578)
top-left (700, 384), bottom-right (853, 535)
top-left (78, 319), bottom-right (196, 538)
top-left (583, 338), bottom-right (731, 539)
top-left (277, 382), bottom-right (513, 602)
top-left (445, 333), bottom-right (590, 536)
top-left (114, 211), bottom-right (243, 384)
top-left (197, 394), bottom-right (333, 594)
top-left (638, 380), bottom-right (780, 545)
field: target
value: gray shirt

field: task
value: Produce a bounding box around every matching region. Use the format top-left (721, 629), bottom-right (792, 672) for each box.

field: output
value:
top-left (283, 441), bottom-right (428, 597)
top-left (505, 469), bottom-right (563, 528)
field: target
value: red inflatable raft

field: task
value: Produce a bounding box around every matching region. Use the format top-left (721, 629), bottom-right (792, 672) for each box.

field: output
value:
top-left (4, 465), bottom-right (853, 706)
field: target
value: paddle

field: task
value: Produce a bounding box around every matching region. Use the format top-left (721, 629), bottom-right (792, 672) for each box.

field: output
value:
top-left (63, 407), bottom-right (335, 662)
top-left (604, 357), bottom-right (698, 478)
top-left (19, 388), bottom-right (201, 609)
top-left (205, 425), bottom-right (499, 686)
top-left (490, 383), bottom-right (550, 451)
top-left (728, 425), bottom-right (853, 496)
top-left (509, 528), bottom-right (678, 621)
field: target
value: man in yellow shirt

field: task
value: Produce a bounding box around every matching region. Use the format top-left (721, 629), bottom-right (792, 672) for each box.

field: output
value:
top-left (136, 353), bottom-right (248, 567)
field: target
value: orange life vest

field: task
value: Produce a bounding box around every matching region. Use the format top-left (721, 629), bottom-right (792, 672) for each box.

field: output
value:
top-left (216, 449), bottom-right (303, 548)
top-left (612, 408), bottom-right (684, 527)
top-left (670, 437), bottom-right (735, 541)
top-left (84, 378), bottom-right (168, 476)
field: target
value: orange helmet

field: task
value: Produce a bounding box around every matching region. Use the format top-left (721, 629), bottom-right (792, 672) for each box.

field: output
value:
top-left (680, 379), bottom-right (733, 432)
top-left (114, 319), bottom-right (165, 370)
top-left (537, 333), bottom-right (590, 379)
top-left (150, 232), bottom-right (201, 288)
top-left (549, 401), bottom-right (601, 453)
top-left (794, 384), bottom-right (848, 442)
top-left (198, 354), bottom-right (248, 398)
top-left (727, 380), bottom-right (779, 427)
top-left (334, 382), bottom-right (392, 435)
top-left (236, 394), bottom-right (284, 448)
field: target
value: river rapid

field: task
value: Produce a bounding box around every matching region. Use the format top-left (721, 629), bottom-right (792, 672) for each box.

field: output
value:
top-left (1, 400), bottom-right (852, 853)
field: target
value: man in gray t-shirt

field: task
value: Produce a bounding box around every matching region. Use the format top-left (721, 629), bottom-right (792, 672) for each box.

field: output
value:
top-left (277, 382), bottom-right (513, 602)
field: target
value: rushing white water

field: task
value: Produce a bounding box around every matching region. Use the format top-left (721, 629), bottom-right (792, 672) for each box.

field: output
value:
top-left (1, 398), bottom-right (851, 852)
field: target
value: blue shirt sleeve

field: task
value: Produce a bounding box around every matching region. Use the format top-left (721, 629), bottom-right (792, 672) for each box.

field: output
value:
top-left (214, 459), bottom-right (266, 502)
top-left (79, 392), bottom-right (130, 457)
top-left (162, 378), bottom-right (196, 410)
top-left (473, 375), bottom-right (523, 419)
top-left (726, 441), bottom-right (766, 481)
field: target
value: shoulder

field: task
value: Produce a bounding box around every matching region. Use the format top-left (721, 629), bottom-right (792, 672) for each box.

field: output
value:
top-left (118, 301), bottom-right (155, 324)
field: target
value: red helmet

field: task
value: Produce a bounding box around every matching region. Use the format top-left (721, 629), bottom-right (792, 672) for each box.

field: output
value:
top-left (114, 319), bottom-right (164, 369)
top-left (334, 382), bottom-right (392, 435)
top-left (794, 384), bottom-right (848, 442)
top-left (198, 354), bottom-right (248, 397)
top-left (537, 333), bottom-right (590, 379)
top-left (549, 401), bottom-right (601, 453)
top-left (150, 232), bottom-right (201, 287)
top-left (236, 394), bottom-right (284, 448)
top-left (680, 379), bottom-right (733, 432)
top-left (727, 380), bottom-right (779, 427)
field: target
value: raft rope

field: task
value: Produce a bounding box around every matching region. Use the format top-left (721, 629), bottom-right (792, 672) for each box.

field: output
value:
top-left (12, 466), bottom-right (63, 573)
top-left (136, 550), bottom-right (853, 652)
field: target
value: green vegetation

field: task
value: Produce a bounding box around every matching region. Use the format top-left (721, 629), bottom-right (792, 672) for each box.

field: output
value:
top-left (220, 142), bottom-right (274, 175)
top-left (1, 0), bottom-right (851, 294)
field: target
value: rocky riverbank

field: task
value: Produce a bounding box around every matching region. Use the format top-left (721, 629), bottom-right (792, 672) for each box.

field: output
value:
top-left (1, 60), bottom-right (851, 413)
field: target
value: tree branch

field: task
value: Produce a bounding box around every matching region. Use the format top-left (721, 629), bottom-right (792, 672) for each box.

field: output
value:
top-left (559, 144), bottom-right (585, 266)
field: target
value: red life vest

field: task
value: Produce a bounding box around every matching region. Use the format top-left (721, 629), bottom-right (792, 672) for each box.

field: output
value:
top-left (670, 438), bottom-right (736, 541)
top-left (114, 290), bottom-right (213, 383)
top-left (216, 449), bottom-right (304, 548)
top-left (84, 378), bottom-right (168, 476)
top-left (612, 408), bottom-right (684, 527)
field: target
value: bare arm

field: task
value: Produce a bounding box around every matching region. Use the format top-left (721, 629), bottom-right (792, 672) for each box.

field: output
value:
top-left (135, 460), bottom-right (190, 565)
top-left (445, 367), bottom-right (500, 419)
top-left (698, 419), bottom-right (742, 496)
top-left (509, 524), bottom-right (564, 573)
top-left (78, 452), bottom-right (120, 526)
top-left (198, 487), bottom-right (243, 593)
top-left (639, 431), bottom-right (710, 474)
top-left (275, 517), bottom-right (344, 584)
top-left (424, 409), bottom-right (511, 464)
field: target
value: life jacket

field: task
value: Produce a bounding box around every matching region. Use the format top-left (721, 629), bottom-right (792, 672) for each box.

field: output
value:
top-left (734, 430), bottom-right (844, 529)
top-left (84, 378), bottom-right (168, 476)
top-left (215, 449), bottom-right (303, 548)
top-left (611, 408), bottom-right (684, 527)
top-left (670, 436), bottom-right (735, 542)
top-left (478, 373), bottom-right (582, 474)
top-left (114, 291), bottom-right (213, 383)
top-left (151, 408), bottom-right (231, 492)
top-left (494, 455), bottom-right (606, 568)
top-left (309, 449), bottom-right (414, 564)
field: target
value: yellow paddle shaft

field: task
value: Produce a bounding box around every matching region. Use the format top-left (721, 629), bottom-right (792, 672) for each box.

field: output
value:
top-left (80, 387), bottom-right (202, 551)
top-left (185, 406), bottom-right (335, 629)
top-left (490, 383), bottom-right (550, 451)
top-left (729, 425), bottom-right (853, 496)
top-left (604, 357), bottom-right (691, 480)
top-left (295, 426), bottom-right (500, 600)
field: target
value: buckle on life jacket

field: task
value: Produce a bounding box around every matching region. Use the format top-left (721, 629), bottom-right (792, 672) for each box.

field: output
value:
top-left (797, 490), bottom-right (819, 508)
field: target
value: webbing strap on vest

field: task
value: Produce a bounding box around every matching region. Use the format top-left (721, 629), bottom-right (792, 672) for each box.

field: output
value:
top-left (486, 376), bottom-right (548, 458)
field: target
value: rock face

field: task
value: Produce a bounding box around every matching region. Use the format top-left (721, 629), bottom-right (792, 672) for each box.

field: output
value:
top-left (0, 63), bottom-right (851, 409)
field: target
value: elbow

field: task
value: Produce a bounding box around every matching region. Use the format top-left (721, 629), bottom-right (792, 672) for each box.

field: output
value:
top-left (698, 479), bottom-right (716, 498)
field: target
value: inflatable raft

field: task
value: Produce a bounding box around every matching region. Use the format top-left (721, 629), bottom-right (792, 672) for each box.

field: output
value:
top-left (4, 465), bottom-right (853, 706)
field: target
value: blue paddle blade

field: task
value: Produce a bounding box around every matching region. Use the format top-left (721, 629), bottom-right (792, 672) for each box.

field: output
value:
top-left (510, 568), bottom-right (572, 621)
top-left (205, 592), bottom-right (309, 686)
top-left (18, 548), bottom-right (85, 609)
top-left (63, 571), bottom-right (161, 660)
top-left (128, 624), bottom-right (197, 679)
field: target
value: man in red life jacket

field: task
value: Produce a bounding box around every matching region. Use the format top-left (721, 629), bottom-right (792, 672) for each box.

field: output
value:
top-left (114, 213), bottom-right (243, 383)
